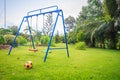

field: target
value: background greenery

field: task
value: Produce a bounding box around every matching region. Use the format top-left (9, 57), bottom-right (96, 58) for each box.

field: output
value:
top-left (0, 0), bottom-right (120, 50)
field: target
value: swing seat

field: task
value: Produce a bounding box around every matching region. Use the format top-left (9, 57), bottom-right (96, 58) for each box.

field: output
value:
top-left (29, 48), bottom-right (38, 52)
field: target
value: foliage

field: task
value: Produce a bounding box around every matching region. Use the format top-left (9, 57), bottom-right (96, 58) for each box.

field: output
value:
top-left (0, 35), bottom-right (6, 45)
top-left (65, 16), bottom-right (75, 32)
top-left (60, 35), bottom-right (65, 43)
top-left (75, 0), bottom-right (103, 47)
top-left (34, 37), bottom-right (40, 45)
top-left (35, 31), bottom-right (42, 41)
top-left (54, 30), bottom-right (62, 43)
top-left (103, 0), bottom-right (118, 18)
top-left (76, 31), bottom-right (86, 42)
top-left (67, 31), bottom-right (76, 44)
top-left (24, 26), bottom-right (36, 35)
top-left (7, 25), bottom-right (18, 35)
top-left (33, 31), bottom-right (42, 45)
top-left (75, 42), bottom-right (86, 50)
top-left (19, 33), bottom-right (29, 41)
top-left (73, 0), bottom-right (120, 49)
top-left (54, 35), bottom-right (61, 43)
top-left (102, 0), bottom-right (118, 49)
top-left (40, 36), bottom-right (50, 45)
top-left (18, 36), bottom-right (27, 45)
top-left (51, 37), bottom-right (56, 47)
top-left (0, 28), bottom-right (12, 35)
top-left (4, 34), bottom-right (18, 47)
top-left (42, 13), bottom-right (53, 35)
top-left (40, 35), bottom-right (55, 46)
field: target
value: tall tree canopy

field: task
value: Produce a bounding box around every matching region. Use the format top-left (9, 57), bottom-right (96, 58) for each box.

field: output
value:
top-left (65, 16), bottom-right (75, 32)
top-left (42, 13), bottom-right (53, 36)
top-left (69, 0), bottom-right (120, 49)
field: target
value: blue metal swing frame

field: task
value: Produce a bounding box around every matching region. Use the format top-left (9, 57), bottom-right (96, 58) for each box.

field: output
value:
top-left (8, 5), bottom-right (69, 62)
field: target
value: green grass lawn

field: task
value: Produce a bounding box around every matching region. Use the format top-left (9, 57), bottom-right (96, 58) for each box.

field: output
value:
top-left (0, 44), bottom-right (120, 80)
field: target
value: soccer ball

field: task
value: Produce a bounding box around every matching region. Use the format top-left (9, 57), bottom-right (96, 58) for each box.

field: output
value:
top-left (24, 61), bottom-right (33, 69)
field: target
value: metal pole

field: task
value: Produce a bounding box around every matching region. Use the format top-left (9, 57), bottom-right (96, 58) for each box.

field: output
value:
top-left (36, 16), bottom-right (38, 33)
top-left (44, 12), bottom-right (60, 62)
top-left (8, 17), bottom-right (25, 55)
top-left (4, 0), bottom-right (6, 28)
top-left (26, 17), bottom-right (35, 49)
top-left (61, 10), bottom-right (69, 57)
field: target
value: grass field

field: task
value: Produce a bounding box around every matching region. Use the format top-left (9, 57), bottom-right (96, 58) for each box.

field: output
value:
top-left (0, 44), bottom-right (120, 80)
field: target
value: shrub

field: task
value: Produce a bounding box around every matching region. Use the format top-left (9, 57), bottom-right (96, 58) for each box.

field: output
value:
top-left (54, 34), bottom-right (63, 43)
top-left (75, 42), bottom-right (86, 50)
top-left (18, 36), bottom-right (27, 45)
top-left (40, 36), bottom-right (49, 45)
top-left (116, 40), bottom-right (120, 50)
top-left (40, 36), bottom-right (55, 46)
top-left (67, 32), bottom-right (76, 44)
top-left (0, 35), bottom-right (6, 45)
top-left (4, 34), bottom-right (18, 47)
top-left (35, 39), bottom-right (40, 45)
top-left (76, 31), bottom-right (85, 42)
top-left (51, 37), bottom-right (56, 47)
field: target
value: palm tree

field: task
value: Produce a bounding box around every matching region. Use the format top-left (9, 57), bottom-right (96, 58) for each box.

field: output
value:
top-left (76, 0), bottom-right (103, 47)
top-left (24, 26), bottom-right (36, 41)
top-left (103, 0), bottom-right (118, 49)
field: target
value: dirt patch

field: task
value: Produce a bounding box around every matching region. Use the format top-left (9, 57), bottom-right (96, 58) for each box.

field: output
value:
top-left (0, 45), bottom-right (10, 50)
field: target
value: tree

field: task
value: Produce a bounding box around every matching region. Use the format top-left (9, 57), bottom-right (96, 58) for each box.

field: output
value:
top-left (103, 0), bottom-right (118, 49)
top-left (0, 35), bottom-right (6, 45)
top-left (76, 0), bottom-right (103, 47)
top-left (65, 16), bottom-right (75, 32)
top-left (24, 26), bottom-right (36, 35)
top-left (67, 31), bottom-right (76, 44)
top-left (115, 0), bottom-right (120, 49)
top-left (7, 25), bottom-right (18, 35)
top-left (42, 13), bottom-right (53, 36)
top-left (23, 26), bottom-right (36, 42)
top-left (54, 30), bottom-right (61, 43)
top-left (0, 28), bottom-right (12, 35)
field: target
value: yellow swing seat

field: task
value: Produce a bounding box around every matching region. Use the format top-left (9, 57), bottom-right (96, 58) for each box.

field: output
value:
top-left (29, 48), bottom-right (38, 52)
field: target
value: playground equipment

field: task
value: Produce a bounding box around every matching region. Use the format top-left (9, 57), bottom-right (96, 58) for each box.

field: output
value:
top-left (8, 5), bottom-right (69, 62)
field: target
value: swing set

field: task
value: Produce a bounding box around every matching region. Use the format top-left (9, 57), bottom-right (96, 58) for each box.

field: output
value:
top-left (8, 5), bottom-right (69, 62)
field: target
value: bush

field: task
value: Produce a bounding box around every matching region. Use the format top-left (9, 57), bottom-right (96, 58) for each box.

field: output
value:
top-left (51, 37), bottom-right (56, 47)
top-left (4, 34), bottom-right (18, 47)
top-left (76, 31), bottom-right (85, 42)
top-left (35, 39), bottom-right (40, 45)
top-left (67, 32), bottom-right (76, 44)
top-left (0, 35), bottom-right (6, 45)
top-left (40, 36), bottom-right (49, 45)
top-left (54, 36), bottom-right (60, 43)
top-left (54, 34), bottom-right (63, 43)
top-left (116, 40), bottom-right (120, 50)
top-left (75, 42), bottom-right (86, 50)
top-left (40, 36), bottom-right (56, 46)
top-left (18, 36), bottom-right (27, 45)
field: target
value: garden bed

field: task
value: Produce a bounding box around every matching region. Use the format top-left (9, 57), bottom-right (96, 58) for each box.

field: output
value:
top-left (0, 45), bottom-right (10, 50)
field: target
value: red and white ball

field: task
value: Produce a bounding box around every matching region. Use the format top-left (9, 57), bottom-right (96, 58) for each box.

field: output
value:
top-left (24, 61), bottom-right (33, 69)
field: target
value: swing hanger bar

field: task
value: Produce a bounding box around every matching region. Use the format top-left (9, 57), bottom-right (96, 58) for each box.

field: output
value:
top-left (27, 5), bottom-right (59, 16)
top-left (26, 9), bottom-right (61, 18)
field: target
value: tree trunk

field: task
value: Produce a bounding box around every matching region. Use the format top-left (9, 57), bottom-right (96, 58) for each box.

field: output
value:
top-left (99, 34), bottom-right (105, 48)
top-left (109, 21), bottom-right (117, 49)
top-left (100, 43), bottom-right (102, 48)
top-left (119, 43), bottom-right (120, 50)
top-left (102, 36), bottom-right (105, 48)
top-left (91, 37), bottom-right (95, 47)
top-left (96, 42), bottom-right (99, 48)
